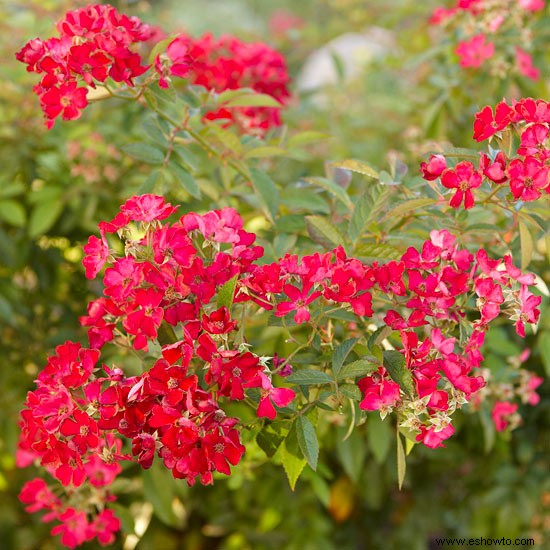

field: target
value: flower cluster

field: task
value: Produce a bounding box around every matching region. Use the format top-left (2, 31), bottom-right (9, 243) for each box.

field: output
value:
top-left (421, 97), bottom-right (549, 208)
top-left (429, 0), bottom-right (545, 79)
top-left (16, 4), bottom-right (155, 128)
top-left (18, 195), bottom-right (298, 546)
top-left (238, 229), bottom-right (541, 448)
top-left (156, 33), bottom-right (291, 134)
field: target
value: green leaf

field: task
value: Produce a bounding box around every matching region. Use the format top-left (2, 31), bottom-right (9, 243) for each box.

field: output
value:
top-left (538, 332), bottom-right (550, 377)
top-left (148, 35), bottom-right (177, 63)
top-left (396, 431), bottom-right (406, 490)
top-left (305, 215), bottom-right (345, 250)
top-left (244, 146), bottom-right (287, 159)
top-left (0, 295), bottom-right (15, 326)
top-left (28, 199), bottom-right (63, 238)
top-left (286, 370), bottom-right (334, 386)
top-left (519, 220), bottom-right (533, 269)
top-left (479, 405), bottom-right (496, 453)
top-left (354, 242), bottom-right (402, 261)
top-left (280, 188), bottom-right (330, 214)
top-left (336, 429), bottom-right (366, 483)
top-left (139, 169), bottom-right (162, 194)
top-left (256, 424), bottom-right (287, 458)
top-left (273, 233), bottom-right (298, 258)
top-left (205, 122), bottom-right (243, 155)
top-left (288, 131), bottom-right (330, 148)
top-left (0, 181), bottom-right (25, 199)
top-left (348, 186), bottom-right (390, 244)
top-left (331, 159), bottom-right (379, 179)
top-left (157, 323), bottom-right (179, 346)
top-left (142, 462), bottom-right (183, 528)
top-left (278, 424), bottom-right (307, 490)
top-left (121, 142), bottom-right (164, 164)
top-left (331, 338), bottom-right (359, 377)
top-left (339, 384), bottom-right (362, 400)
top-left (337, 359), bottom-right (378, 381)
top-left (168, 161), bottom-right (201, 198)
top-left (224, 93), bottom-right (283, 108)
top-left (296, 416), bottom-right (319, 471)
top-left (0, 200), bottom-right (26, 227)
top-left (385, 198), bottom-right (437, 221)
top-left (249, 167), bottom-right (279, 222)
top-left (300, 177), bottom-right (353, 209)
top-left (367, 414), bottom-right (391, 464)
top-left (368, 325), bottom-right (393, 350)
top-left (217, 274), bottom-right (238, 311)
top-left (383, 350), bottom-right (414, 398)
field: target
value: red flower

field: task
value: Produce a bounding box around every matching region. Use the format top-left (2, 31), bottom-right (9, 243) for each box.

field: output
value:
top-left (275, 281), bottom-right (322, 324)
top-left (60, 409), bottom-right (100, 453)
top-left (440, 161), bottom-right (482, 209)
top-left (202, 306), bottom-right (237, 334)
top-left (67, 43), bottom-right (111, 86)
top-left (473, 101), bottom-right (515, 142)
top-left (202, 428), bottom-right (246, 475)
top-left (39, 81), bottom-right (88, 128)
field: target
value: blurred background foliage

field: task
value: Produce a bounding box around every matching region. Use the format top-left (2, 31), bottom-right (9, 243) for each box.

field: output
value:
top-left (1, 0), bottom-right (549, 548)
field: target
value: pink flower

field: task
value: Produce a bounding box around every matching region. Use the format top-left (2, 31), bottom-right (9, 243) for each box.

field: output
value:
top-left (517, 123), bottom-right (549, 157)
top-left (51, 508), bottom-right (93, 548)
top-left (358, 368), bottom-right (401, 411)
top-left (121, 194), bottom-right (178, 223)
top-left (455, 34), bottom-right (494, 68)
top-left (518, 0), bottom-right (545, 12)
top-left (516, 47), bottom-right (540, 81)
top-left (256, 373), bottom-right (296, 419)
top-left (492, 401), bottom-right (518, 431)
top-left (508, 156), bottom-right (549, 201)
top-left (420, 154), bottom-right (447, 181)
top-left (90, 509), bottom-right (121, 546)
top-left (82, 234), bottom-right (110, 279)
top-left (416, 424), bottom-right (454, 449)
top-left (514, 285), bottom-right (542, 337)
top-left (475, 277), bottom-right (504, 322)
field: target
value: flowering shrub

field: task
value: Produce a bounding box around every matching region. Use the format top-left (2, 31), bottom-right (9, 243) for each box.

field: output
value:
top-left (430, 0), bottom-right (546, 79)
top-left (422, 98), bottom-right (550, 208)
top-left (8, 2), bottom-right (549, 549)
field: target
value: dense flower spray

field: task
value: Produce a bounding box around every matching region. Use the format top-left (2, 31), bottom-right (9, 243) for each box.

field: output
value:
top-left (16, 5), bottom-right (290, 134)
